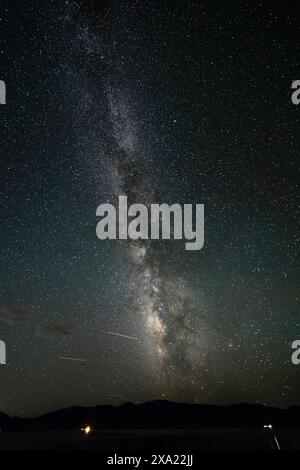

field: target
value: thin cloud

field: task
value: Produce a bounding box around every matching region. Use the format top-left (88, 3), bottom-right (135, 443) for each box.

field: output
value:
top-left (0, 306), bottom-right (34, 326)
top-left (37, 324), bottom-right (73, 337)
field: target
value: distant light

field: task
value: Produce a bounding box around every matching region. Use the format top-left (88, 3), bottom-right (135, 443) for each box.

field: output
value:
top-left (263, 424), bottom-right (273, 430)
top-left (81, 425), bottom-right (92, 435)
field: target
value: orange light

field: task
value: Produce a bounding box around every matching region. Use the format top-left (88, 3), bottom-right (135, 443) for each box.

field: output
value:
top-left (81, 425), bottom-right (91, 435)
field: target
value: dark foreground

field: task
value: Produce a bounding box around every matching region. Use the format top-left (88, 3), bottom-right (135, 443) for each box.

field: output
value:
top-left (0, 427), bottom-right (300, 450)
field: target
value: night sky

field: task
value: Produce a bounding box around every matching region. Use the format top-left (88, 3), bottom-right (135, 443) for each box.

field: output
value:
top-left (0, 0), bottom-right (299, 417)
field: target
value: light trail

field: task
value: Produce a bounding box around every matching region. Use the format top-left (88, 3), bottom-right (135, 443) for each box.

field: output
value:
top-left (105, 331), bottom-right (138, 341)
top-left (59, 356), bottom-right (86, 362)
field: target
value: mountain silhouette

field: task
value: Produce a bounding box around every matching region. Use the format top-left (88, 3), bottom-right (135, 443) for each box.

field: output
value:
top-left (1, 401), bottom-right (300, 431)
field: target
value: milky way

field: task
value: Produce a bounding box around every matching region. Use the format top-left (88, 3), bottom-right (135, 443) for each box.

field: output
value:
top-left (106, 74), bottom-right (222, 400)
top-left (0, 0), bottom-right (299, 416)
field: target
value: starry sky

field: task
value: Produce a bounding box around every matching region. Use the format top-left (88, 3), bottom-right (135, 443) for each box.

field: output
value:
top-left (0, 0), bottom-right (299, 417)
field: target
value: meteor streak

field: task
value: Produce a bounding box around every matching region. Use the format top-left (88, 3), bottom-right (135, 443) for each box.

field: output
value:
top-left (106, 331), bottom-right (138, 341)
top-left (59, 356), bottom-right (86, 362)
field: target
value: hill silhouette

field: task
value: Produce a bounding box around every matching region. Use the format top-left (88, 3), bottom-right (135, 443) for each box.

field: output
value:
top-left (1, 401), bottom-right (300, 431)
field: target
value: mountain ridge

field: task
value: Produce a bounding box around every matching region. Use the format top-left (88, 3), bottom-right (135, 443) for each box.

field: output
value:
top-left (1, 401), bottom-right (300, 431)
